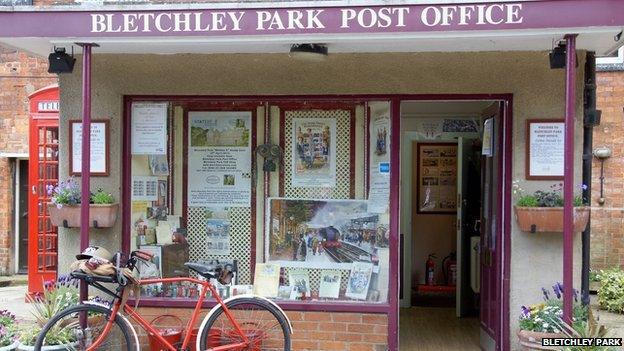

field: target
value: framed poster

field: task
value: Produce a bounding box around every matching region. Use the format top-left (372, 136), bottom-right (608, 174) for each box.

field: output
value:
top-left (69, 119), bottom-right (109, 176)
top-left (187, 111), bottom-right (252, 207)
top-left (291, 118), bottom-right (336, 188)
top-left (416, 143), bottom-right (458, 214)
top-left (526, 119), bottom-right (565, 180)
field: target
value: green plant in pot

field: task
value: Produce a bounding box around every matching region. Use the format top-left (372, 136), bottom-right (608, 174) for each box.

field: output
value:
top-left (46, 178), bottom-right (119, 228)
top-left (18, 276), bottom-right (79, 350)
top-left (513, 181), bottom-right (590, 233)
top-left (0, 310), bottom-right (19, 351)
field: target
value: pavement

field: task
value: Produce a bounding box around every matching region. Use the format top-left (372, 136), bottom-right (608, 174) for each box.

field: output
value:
top-left (0, 283), bottom-right (34, 322)
top-left (591, 295), bottom-right (624, 339)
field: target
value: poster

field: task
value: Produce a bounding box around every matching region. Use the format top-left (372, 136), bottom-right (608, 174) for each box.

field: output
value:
top-left (291, 118), bottom-right (336, 188)
top-left (70, 120), bottom-right (108, 175)
top-left (368, 111), bottom-right (391, 214)
top-left (482, 118), bottom-right (494, 157)
top-left (288, 269), bottom-right (310, 300)
top-left (527, 120), bottom-right (564, 178)
top-left (131, 102), bottom-right (168, 155)
top-left (345, 261), bottom-right (374, 300)
top-left (149, 154), bottom-right (169, 176)
top-left (253, 263), bottom-right (281, 298)
top-left (265, 198), bottom-right (386, 270)
top-left (417, 143), bottom-right (458, 213)
top-left (188, 111), bottom-right (252, 207)
top-left (132, 176), bottom-right (159, 201)
top-left (414, 118), bottom-right (480, 140)
top-left (206, 219), bottom-right (231, 256)
top-left (319, 270), bottom-right (342, 299)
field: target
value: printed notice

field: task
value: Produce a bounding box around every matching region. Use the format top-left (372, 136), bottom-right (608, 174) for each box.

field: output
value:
top-left (131, 102), bottom-right (168, 155)
top-left (291, 118), bottom-right (336, 188)
top-left (71, 121), bottom-right (107, 174)
top-left (529, 121), bottom-right (564, 177)
top-left (188, 111), bottom-right (252, 207)
top-left (132, 176), bottom-right (159, 201)
top-left (368, 105), bottom-right (391, 214)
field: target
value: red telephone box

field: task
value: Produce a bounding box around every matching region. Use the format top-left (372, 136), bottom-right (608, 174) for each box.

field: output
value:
top-left (28, 85), bottom-right (59, 295)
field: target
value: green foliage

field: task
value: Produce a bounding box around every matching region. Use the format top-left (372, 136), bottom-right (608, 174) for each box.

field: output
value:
top-left (560, 309), bottom-right (614, 351)
top-left (597, 267), bottom-right (624, 314)
top-left (519, 300), bottom-right (587, 333)
top-left (19, 325), bottom-right (75, 347)
top-left (516, 195), bottom-right (539, 207)
top-left (0, 310), bottom-right (17, 347)
top-left (90, 188), bottom-right (115, 204)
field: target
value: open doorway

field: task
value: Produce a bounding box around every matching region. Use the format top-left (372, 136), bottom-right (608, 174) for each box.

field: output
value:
top-left (399, 100), bottom-right (502, 351)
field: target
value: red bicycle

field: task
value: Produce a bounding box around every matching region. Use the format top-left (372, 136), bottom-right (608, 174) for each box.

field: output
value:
top-left (34, 250), bottom-right (292, 350)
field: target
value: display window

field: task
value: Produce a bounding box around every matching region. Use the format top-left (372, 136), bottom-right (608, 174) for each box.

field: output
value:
top-left (124, 98), bottom-right (392, 310)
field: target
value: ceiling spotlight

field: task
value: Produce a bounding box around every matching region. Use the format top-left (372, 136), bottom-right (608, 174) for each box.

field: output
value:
top-left (48, 47), bottom-right (75, 74)
top-left (289, 44), bottom-right (328, 61)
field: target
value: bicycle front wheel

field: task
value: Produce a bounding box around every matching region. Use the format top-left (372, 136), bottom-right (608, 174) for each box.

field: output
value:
top-left (198, 297), bottom-right (291, 351)
top-left (34, 303), bottom-right (136, 351)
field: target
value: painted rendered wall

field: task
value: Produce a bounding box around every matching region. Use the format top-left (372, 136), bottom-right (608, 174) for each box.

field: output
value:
top-left (58, 51), bottom-right (585, 350)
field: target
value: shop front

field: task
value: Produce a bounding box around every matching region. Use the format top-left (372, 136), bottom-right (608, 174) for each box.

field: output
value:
top-left (1, 1), bottom-right (623, 350)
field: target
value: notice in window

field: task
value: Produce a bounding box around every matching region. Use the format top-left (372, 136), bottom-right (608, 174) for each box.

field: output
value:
top-left (367, 110), bottom-right (391, 214)
top-left (131, 102), bottom-right (168, 155)
top-left (291, 118), bottom-right (336, 188)
top-left (187, 111), bottom-right (252, 207)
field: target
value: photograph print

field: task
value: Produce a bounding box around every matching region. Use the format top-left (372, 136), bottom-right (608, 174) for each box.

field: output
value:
top-left (291, 118), bottom-right (336, 188)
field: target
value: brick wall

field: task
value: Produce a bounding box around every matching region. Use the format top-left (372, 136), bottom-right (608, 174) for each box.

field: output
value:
top-left (132, 307), bottom-right (388, 351)
top-left (591, 70), bottom-right (624, 271)
top-left (0, 44), bottom-right (56, 274)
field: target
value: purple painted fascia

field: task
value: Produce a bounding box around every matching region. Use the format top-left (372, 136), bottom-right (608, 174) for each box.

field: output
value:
top-left (1, 0), bottom-right (624, 38)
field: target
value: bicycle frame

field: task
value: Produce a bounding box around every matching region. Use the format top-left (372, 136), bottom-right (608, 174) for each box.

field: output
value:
top-left (87, 276), bottom-right (249, 351)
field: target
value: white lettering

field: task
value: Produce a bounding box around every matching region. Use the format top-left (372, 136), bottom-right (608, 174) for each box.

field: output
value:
top-left (105, 14), bottom-right (121, 33)
top-left (137, 13), bottom-right (154, 32)
top-left (173, 13), bottom-right (191, 32)
top-left (256, 11), bottom-right (271, 30)
top-left (122, 13), bottom-right (138, 32)
top-left (288, 10), bottom-right (305, 29)
top-left (228, 12), bottom-right (245, 31)
top-left (268, 11), bottom-right (285, 30)
top-left (485, 4), bottom-right (505, 24)
top-left (394, 7), bottom-right (410, 27)
top-left (211, 12), bottom-right (227, 31)
top-left (506, 4), bottom-right (523, 24)
top-left (358, 8), bottom-right (377, 28)
top-left (341, 9), bottom-right (356, 28)
top-left (476, 5), bottom-right (487, 24)
top-left (421, 6), bottom-right (441, 27)
top-left (194, 12), bottom-right (210, 31)
top-left (440, 6), bottom-right (457, 26)
top-left (91, 14), bottom-right (106, 33)
top-left (306, 9), bottom-right (325, 29)
top-left (458, 5), bottom-right (474, 25)
top-left (155, 13), bottom-right (172, 32)
top-left (377, 8), bottom-right (392, 28)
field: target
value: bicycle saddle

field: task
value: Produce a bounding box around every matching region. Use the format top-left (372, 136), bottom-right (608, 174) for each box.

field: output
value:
top-left (184, 262), bottom-right (217, 280)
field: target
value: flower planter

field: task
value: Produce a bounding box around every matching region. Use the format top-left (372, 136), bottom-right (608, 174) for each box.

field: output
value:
top-left (514, 206), bottom-right (590, 233)
top-left (0, 341), bottom-right (19, 351)
top-left (517, 330), bottom-right (564, 350)
top-left (47, 203), bottom-right (119, 228)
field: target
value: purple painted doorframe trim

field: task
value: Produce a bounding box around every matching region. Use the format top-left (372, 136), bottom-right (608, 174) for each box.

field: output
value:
top-left (120, 93), bottom-right (513, 351)
top-left (562, 34), bottom-right (577, 324)
top-left (1, 0), bottom-right (624, 38)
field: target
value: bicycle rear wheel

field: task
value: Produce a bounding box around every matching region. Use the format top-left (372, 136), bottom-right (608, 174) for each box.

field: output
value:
top-left (198, 297), bottom-right (291, 351)
top-left (34, 303), bottom-right (136, 351)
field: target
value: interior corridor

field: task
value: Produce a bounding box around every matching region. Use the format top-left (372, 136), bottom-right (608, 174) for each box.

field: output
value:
top-left (399, 307), bottom-right (480, 351)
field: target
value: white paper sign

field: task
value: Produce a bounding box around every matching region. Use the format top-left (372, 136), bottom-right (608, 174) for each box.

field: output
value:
top-left (131, 102), bottom-right (168, 155)
top-left (368, 109), bottom-right (391, 214)
top-left (132, 176), bottom-right (159, 201)
top-left (71, 121), bottom-right (107, 174)
top-left (187, 111), bottom-right (252, 207)
top-left (291, 118), bottom-right (336, 188)
top-left (529, 121), bottom-right (564, 177)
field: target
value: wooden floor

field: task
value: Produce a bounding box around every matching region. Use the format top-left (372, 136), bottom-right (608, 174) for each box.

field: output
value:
top-left (399, 307), bottom-right (481, 351)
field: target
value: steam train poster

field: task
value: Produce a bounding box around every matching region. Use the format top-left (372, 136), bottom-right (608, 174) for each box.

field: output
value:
top-left (266, 198), bottom-right (390, 269)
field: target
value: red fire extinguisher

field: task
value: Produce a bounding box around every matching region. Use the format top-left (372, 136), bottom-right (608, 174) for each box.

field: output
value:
top-left (442, 252), bottom-right (457, 286)
top-left (425, 254), bottom-right (436, 286)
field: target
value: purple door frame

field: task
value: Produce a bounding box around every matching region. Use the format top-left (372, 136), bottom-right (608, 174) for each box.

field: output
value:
top-left (390, 94), bottom-right (513, 351)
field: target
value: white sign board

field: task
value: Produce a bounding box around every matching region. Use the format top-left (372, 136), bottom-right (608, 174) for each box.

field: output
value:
top-left (131, 102), bottom-right (168, 155)
top-left (70, 120), bottom-right (107, 175)
top-left (527, 120), bottom-right (564, 178)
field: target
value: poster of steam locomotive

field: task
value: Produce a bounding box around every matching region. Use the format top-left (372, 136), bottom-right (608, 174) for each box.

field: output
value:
top-left (265, 198), bottom-right (389, 269)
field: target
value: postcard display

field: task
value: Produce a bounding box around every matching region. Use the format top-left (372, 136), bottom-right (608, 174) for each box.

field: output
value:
top-left (266, 103), bottom-right (392, 304)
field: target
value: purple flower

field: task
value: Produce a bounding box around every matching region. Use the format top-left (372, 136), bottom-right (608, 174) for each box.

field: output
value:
top-left (580, 184), bottom-right (588, 190)
top-left (542, 287), bottom-right (550, 301)
top-left (521, 305), bottom-right (531, 317)
top-left (552, 283), bottom-right (562, 299)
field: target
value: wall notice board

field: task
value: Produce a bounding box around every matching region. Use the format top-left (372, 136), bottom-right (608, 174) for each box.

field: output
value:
top-left (526, 119), bottom-right (564, 180)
